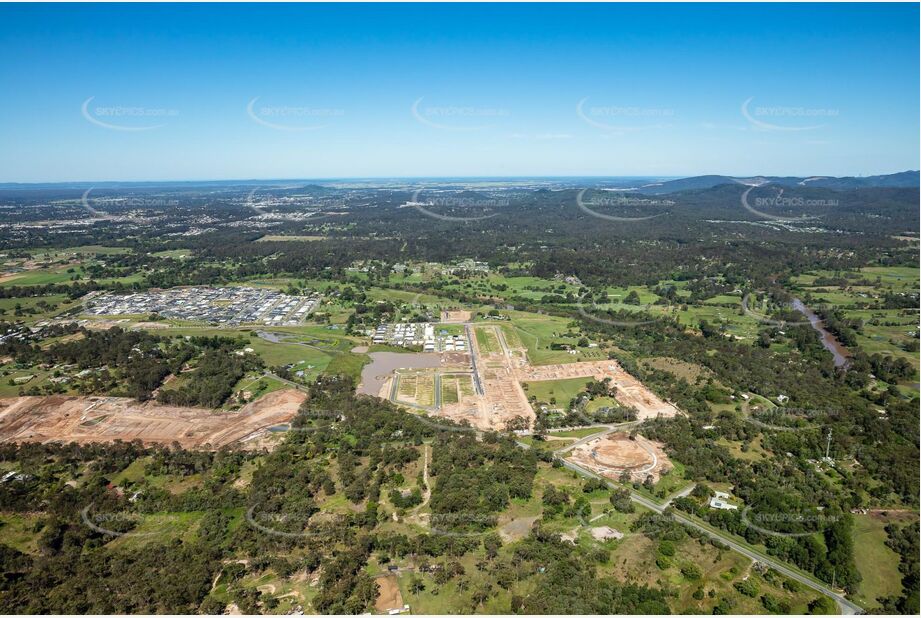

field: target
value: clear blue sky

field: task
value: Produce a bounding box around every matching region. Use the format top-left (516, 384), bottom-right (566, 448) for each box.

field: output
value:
top-left (1, 2), bottom-right (918, 182)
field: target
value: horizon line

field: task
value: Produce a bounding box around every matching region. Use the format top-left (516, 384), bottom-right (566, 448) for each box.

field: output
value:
top-left (1, 170), bottom-right (918, 188)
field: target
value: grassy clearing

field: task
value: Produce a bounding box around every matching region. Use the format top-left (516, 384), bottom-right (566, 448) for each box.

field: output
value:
top-left (522, 377), bottom-right (592, 407)
top-left (549, 427), bottom-right (608, 439)
top-left (440, 376), bottom-right (460, 404)
top-left (501, 311), bottom-right (596, 365)
top-left (851, 513), bottom-right (911, 608)
top-left (0, 512), bottom-right (43, 553)
top-left (474, 326), bottom-right (501, 353)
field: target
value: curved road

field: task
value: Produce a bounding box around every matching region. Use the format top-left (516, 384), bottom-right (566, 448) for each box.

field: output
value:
top-left (551, 433), bottom-right (862, 615)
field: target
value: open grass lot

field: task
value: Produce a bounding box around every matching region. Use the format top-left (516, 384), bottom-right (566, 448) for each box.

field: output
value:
top-left (641, 356), bottom-right (713, 383)
top-left (0, 512), bottom-right (43, 554)
top-left (0, 295), bottom-right (82, 329)
top-left (550, 426), bottom-right (608, 439)
top-left (424, 273), bottom-right (580, 304)
top-left (363, 285), bottom-right (458, 307)
top-left (0, 363), bottom-right (61, 397)
top-left (500, 310), bottom-right (599, 365)
top-left (150, 248), bottom-right (192, 258)
top-left (395, 372), bottom-right (436, 408)
top-left (129, 323), bottom-right (371, 380)
top-left (602, 533), bottom-right (829, 614)
top-left (522, 376), bottom-right (591, 407)
top-left (230, 373), bottom-right (290, 405)
top-left (670, 301), bottom-right (761, 341)
top-left (474, 325), bottom-right (501, 353)
top-left (0, 269), bottom-right (78, 286)
top-left (104, 510), bottom-right (210, 550)
top-left (851, 512), bottom-right (916, 609)
top-left (440, 375), bottom-right (463, 404)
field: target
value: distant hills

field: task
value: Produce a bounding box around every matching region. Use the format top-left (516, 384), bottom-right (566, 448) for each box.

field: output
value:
top-left (633, 171), bottom-right (919, 194)
top-left (0, 171), bottom-right (917, 192)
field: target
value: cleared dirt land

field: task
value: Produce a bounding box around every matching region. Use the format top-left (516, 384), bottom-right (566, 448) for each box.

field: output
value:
top-left (519, 361), bottom-right (679, 420)
top-left (0, 389), bottom-right (306, 449)
top-left (374, 575), bottom-right (404, 613)
top-left (567, 432), bottom-right (672, 482)
top-left (417, 324), bottom-right (679, 432)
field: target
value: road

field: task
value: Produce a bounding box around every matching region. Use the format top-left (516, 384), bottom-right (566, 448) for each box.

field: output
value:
top-left (264, 371), bottom-right (310, 393)
top-left (554, 449), bottom-right (862, 615)
top-left (551, 420), bottom-right (641, 455)
top-left (464, 323), bottom-right (485, 395)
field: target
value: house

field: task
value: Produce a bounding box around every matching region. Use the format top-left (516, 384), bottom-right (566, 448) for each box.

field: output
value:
top-left (709, 491), bottom-right (739, 511)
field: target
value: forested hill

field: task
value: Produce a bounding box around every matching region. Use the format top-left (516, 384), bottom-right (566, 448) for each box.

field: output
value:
top-left (634, 171), bottom-right (919, 194)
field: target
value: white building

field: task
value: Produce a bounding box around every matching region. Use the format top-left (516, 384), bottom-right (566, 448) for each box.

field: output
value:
top-left (709, 491), bottom-right (739, 511)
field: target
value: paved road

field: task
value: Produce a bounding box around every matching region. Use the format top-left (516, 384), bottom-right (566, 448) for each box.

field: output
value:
top-left (464, 324), bottom-right (485, 395)
top-left (555, 453), bottom-right (862, 615)
top-left (552, 420), bottom-right (642, 455)
top-left (264, 371), bottom-right (310, 393)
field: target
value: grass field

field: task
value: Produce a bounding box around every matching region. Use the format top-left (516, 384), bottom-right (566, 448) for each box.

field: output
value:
top-left (0, 513), bottom-right (43, 554)
top-left (549, 426), bottom-right (608, 439)
top-left (501, 311), bottom-right (598, 365)
top-left (522, 377), bottom-right (592, 407)
top-left (851, 513), bottom-right (911, 608)
top-left (474, 326), bottom-right (501, 353)
top-left (395, 372), bottom-right (436, 408)
top-left (0, 269), bottom-right (78, 286)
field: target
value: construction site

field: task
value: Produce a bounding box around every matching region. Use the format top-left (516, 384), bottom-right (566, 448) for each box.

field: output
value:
top-left (374, 322), bottom-right (680, 432)
top-left (566, 431), bottom-right (673, 482)
top-left (0, 389), bottom-right (306, 450)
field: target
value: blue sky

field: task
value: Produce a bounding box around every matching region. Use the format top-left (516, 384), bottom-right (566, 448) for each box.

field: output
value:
top-left (1, 2), bottom-right (918, 182)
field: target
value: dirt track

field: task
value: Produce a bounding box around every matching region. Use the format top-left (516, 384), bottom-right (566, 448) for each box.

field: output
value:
top-left (0, 389), bottom-right (306, 449)
top-left (567, 432), bottom-right (672, 482)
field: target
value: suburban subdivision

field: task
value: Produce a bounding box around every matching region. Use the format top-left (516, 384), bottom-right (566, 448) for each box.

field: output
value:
top-left (0, 173), bottom-right (917, 616)
top-left (1, 2), bottom-right (919, 616)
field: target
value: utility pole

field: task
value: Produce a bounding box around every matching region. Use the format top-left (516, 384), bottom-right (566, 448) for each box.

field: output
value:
top-left (825, 428), bottom-right (833, 460)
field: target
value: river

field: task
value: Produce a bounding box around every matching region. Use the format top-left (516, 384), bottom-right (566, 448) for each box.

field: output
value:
top-left (791, 299), bottom-right (849, 368)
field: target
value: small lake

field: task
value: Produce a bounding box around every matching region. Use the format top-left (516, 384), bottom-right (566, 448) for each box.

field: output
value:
top-left (357, 352), bottom-right (441, 396)
top-left (792, 299), bottom-right (849, 368)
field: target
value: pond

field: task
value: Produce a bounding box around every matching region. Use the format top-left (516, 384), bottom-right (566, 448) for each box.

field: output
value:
top-left (357, 352), bottom-right (441, 396)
